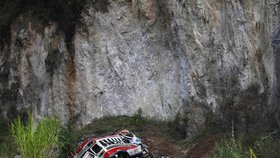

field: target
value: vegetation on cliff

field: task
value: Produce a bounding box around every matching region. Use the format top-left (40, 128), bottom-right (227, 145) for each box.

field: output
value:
top-left (10, 114), bottom-right (61, 158)
top-left (0, 113), bottom-right (280, 158)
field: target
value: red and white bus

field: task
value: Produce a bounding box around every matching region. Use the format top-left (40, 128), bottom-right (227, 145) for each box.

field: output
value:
top-left (71, 130), bottom-right (151, 158)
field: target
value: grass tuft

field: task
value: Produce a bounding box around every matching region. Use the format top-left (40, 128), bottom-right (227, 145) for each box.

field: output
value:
top-left (10, 113), bottom-right (61, 158)
top-left (209, 124), bottom-right (249, 158)
top-left (210, 136), bottom-right (249, 158)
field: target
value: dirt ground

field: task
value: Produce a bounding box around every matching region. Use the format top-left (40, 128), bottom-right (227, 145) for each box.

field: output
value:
top-left (140, 133), bottom-right (220, 158)
top-left (137, 125), bottom-right (220, 158)
top-left (184, 135), bottom-right (221, 158)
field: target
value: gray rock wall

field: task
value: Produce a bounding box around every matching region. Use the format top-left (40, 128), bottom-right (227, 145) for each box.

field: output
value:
top-left (0, 0), bottom-right (280, 138)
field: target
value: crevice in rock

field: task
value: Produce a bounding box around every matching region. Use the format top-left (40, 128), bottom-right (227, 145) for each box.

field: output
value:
top-left (0, 26), bottom-right (21, 119)
top-left (65, 44), bottom-right (78, 122)
top-left (92, 0), bottom-right (110, 13)
top-left (45, 48), bottom-right (62, 81)
top-left (0, 0), bottom-right (89, 122)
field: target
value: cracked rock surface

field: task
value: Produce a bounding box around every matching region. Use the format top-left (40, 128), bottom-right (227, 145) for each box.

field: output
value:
top-left (1, 0), bottom-right (280, 138)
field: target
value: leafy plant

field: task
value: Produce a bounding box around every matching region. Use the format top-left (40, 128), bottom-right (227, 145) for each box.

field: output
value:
top-left (10, 114), bottom-right (62, 158)
top-left (210, 137), bottom-right (249, 158)
top-left (58, 125), bottom-right (82, 157)
top-left (132, 108), bottom-right (145, 128)
top-left (210, 124), bottom-right (249, 158)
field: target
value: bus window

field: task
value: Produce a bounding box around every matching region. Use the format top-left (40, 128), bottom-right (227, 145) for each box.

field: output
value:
top-left (92, 144), bottom-right (102, 154)
top-left (99, 140), bottom-right (108, 147)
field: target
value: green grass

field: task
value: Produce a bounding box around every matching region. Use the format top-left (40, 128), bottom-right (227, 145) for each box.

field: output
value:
top-left (58, 125), bottom-right (82, 157)
top-left (209, 124), bottom-right (249, 158)
top-left (209, 130), bottom-right (280, 158)
top-left (1, 112), bottom-right (184, 157)
top-left (81, 114), bottom-right (184, 140)
top-left (10, 114), bottom-right (62, 158)
top-left (3, 111), bottom-right (280, 158)
top-left (210, 137), bottom-right (249, 158)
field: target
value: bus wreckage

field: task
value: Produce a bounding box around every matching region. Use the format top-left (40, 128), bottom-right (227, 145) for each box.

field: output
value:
top-left (71, 130), bottom-right (153, 158)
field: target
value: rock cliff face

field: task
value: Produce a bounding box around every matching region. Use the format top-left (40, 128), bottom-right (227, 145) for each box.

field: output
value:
top-left (1, 0), bottom-right (280, 138)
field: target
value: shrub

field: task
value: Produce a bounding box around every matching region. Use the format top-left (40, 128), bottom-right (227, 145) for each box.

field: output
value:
top-left (210, 126), bottom-right (249, 158)
top-left (58, 125), bottom-right (82, 157)
top-left (10, 114), bottom-right (62, 158)
top-left (132, 108), bottom-right (145, 128)
top-left (210, 137), bottom-right (249, 158)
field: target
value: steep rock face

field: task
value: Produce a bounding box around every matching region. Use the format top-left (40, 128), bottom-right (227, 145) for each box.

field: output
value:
top-left (75, 0), bottom-right (181, 123)
top-left (0, 0), bottom-right (280, 138)
top-left (0, 15), bottom-right (71, 123)
top-left (163, 0), bottom-right (279, 137)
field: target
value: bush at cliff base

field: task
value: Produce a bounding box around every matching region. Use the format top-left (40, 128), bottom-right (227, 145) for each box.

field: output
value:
top-left (10, 114), bottom-right (62, 158)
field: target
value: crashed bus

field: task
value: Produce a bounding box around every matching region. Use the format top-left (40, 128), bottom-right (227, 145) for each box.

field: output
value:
top-left (71, 130), bottom-right (152, 158)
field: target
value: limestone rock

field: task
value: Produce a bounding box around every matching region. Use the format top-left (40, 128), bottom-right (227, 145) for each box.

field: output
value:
top-left (0, 0), bottom-right (280, 138)
top-left (132, 0), bottom-right (158, 21)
